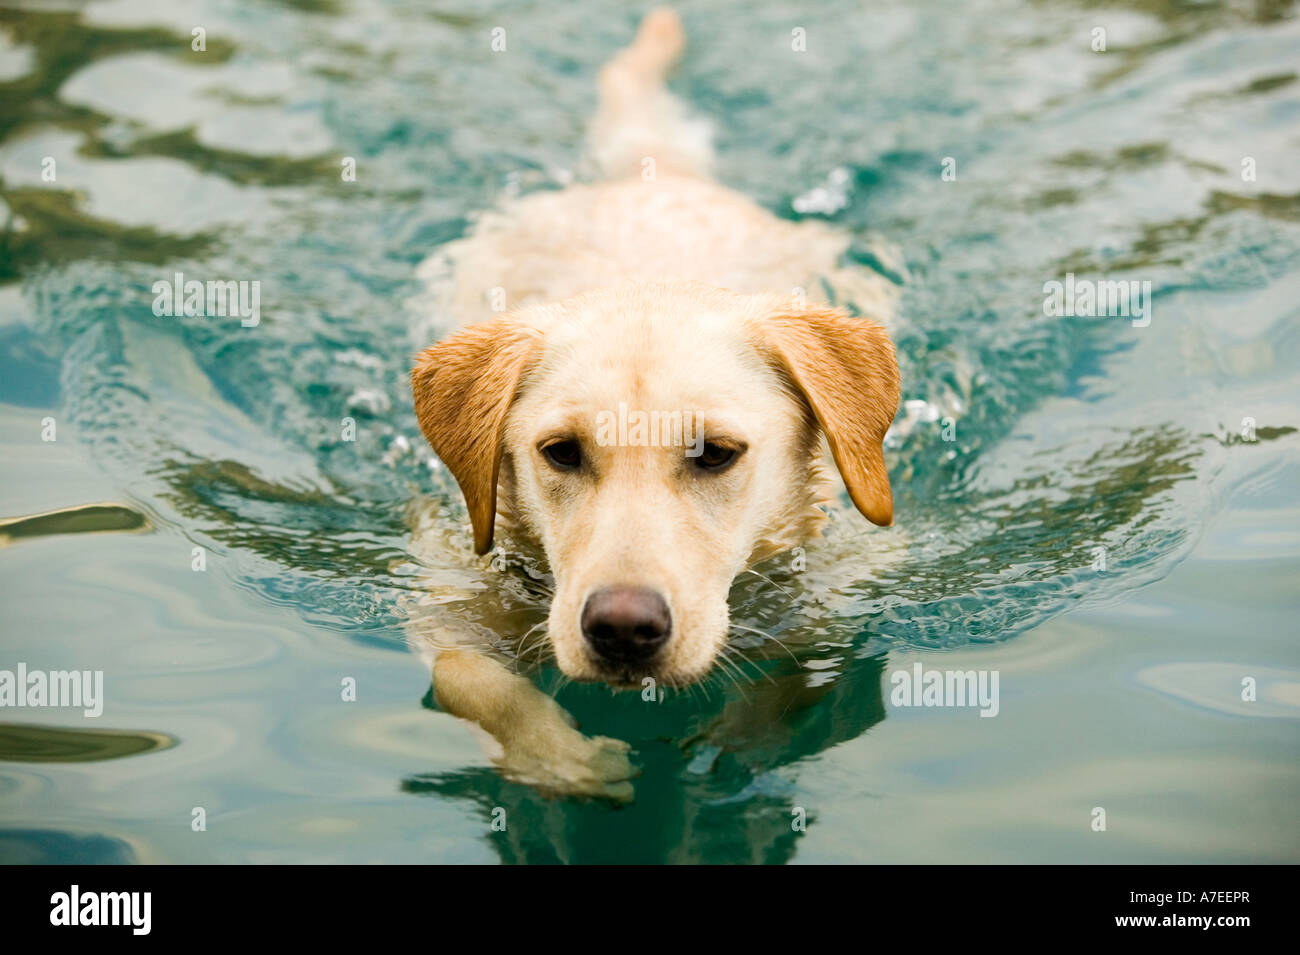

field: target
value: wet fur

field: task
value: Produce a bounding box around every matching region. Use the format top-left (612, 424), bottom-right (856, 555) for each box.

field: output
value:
top-left (405, 9), bottom-right (900, 800)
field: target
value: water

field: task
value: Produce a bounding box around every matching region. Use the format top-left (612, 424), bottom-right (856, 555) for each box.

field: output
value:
top-left (1, 0), bottom-right (1298, 863)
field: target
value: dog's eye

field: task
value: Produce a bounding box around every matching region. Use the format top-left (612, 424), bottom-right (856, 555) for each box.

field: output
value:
top-left (694, 442), bottom-right (738, 472)
top-left (541, 439), bottom-right (582, 470)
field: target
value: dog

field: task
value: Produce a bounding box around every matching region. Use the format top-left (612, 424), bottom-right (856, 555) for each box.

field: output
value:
top-left (404, 9), bottom-right (901, 800)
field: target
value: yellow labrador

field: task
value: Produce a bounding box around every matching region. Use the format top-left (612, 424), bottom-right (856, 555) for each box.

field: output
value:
top-left (406, 9), bottom-right (900, 799)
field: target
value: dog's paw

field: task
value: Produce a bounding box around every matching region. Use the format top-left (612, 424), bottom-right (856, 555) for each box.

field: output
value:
top-left (500, 727), bottom-right (637, 803)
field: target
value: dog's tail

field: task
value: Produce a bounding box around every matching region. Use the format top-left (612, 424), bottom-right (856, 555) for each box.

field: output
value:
top-left (585, 8), bottom-right (713, 180)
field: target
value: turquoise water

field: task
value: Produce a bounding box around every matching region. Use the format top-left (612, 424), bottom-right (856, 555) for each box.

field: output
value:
top-left (1, 0), bottom-right (1298, 863)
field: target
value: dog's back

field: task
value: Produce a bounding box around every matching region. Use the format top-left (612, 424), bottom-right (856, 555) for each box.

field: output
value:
top-left (416, 8), bottom-right (899, 331)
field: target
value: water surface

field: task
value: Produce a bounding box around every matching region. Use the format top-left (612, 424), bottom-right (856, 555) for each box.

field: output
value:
top-left (1, 0), bottom-right (1298, 863)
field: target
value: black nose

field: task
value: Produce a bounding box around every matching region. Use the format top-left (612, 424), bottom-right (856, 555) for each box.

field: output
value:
top-left (581, 587), bottom-right (672, 665)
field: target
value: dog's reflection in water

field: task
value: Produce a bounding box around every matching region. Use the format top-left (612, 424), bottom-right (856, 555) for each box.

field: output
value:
top-left (402, 617), bottom-right (888, 864)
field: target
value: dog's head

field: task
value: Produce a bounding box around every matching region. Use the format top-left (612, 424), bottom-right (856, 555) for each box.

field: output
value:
top-left (413, 282), bottom-right (899, 687)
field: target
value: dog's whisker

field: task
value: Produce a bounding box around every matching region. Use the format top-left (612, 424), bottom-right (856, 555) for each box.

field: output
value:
top-left (701, 668), bottom-right (735, 703)
top-left (716, 646), bottom-right (757, 695)
top-left (730, 623), bottom-right (800, 667)
top-left (510, 620), bottom-right (551, 672)
top-left (522, 623), bottom-right (548, 654)
top-left (721, 643), bottom-right (770, 688)
top-left (743, 568), bottom-right (794, 598)
top-left (716, 660), bottom-right (753, 701)
top-left (509, 621), bottom-right (556, 674)
top-left (718, 644), bottom-right (756, 685)
top-left (681, 674), bottom-right (709, 705)
top-left (762, 633), bottom-right (801, 667)
top-left (710, 655), bottom-right (739, 693)
top-left (525, 634), bottom-right (553, 667)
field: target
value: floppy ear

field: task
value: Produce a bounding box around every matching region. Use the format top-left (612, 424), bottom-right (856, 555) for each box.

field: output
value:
top-left (750, 305), bottom-right (900, 526)
top-left (412, 317), bottom-right (542, 554)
